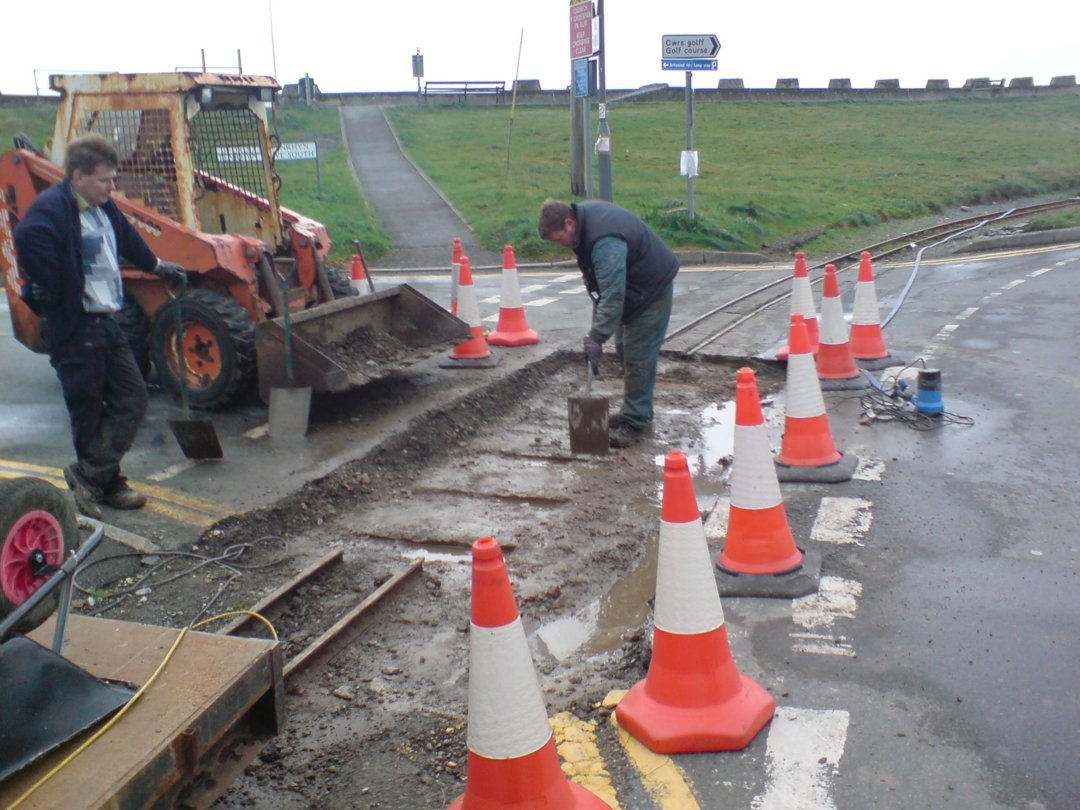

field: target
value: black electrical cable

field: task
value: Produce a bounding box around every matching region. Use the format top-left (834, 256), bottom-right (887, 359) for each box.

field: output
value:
top-left (856, 366), bottom-right (974, 431)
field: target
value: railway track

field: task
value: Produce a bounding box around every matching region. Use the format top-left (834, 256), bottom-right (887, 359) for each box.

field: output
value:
top-left (664, 196), bottom-right (1080, 357)
top-left (215, 550), bottom-right (422, 681)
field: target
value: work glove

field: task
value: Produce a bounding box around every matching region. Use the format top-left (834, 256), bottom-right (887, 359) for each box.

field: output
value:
top-left (154, 260), bottom-right (187, 286)
top-left (583, 334), bottom-right (603, 375)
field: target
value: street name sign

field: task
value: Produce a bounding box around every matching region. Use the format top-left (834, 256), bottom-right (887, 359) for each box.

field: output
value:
top-left (662, 59), bottom-right (717, 71)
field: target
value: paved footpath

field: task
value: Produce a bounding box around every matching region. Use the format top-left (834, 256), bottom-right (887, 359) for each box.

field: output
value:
top-left (338, 105), bottom-right (502, 270)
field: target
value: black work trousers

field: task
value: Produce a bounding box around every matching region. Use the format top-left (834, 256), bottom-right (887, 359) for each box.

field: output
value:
top-left (49, 314), bottom-right (148, 492)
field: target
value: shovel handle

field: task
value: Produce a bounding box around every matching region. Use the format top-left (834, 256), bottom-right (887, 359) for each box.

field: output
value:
top-left (586, 358), bottom-right (593, 394)
top-left (171, 276), bottom-right (191, 417)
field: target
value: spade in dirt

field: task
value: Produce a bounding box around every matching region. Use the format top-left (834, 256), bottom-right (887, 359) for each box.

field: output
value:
top-left (167, 281), bottom-right (223, 459)
top-left (267, 269), bottom-right (312, 438)
top-left (568, 360), bottom-right (609, 455)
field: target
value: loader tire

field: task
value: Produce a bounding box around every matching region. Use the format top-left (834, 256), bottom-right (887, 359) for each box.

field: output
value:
top-left (0, 477), bottom-right (79, 636)
top-left (116, 293), bottom-right (152, 379)
top-left (327, 267), bottom-right (359, 299)
top-left (151, 288), bottom-right (256, 410)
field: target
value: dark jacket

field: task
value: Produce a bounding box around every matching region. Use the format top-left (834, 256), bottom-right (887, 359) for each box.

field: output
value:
top-left (13, 180), bottom-right (158, 350)
top-left (571, 201), bottom-right (679, 323)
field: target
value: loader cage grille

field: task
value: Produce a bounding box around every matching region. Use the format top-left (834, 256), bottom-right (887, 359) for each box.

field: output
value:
top-left (79, 109), bottom-right (181, 219)
top-left (190, 108), bottom-right (269, 199)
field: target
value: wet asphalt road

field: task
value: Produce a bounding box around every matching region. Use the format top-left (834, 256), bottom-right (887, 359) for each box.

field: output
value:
top-left (2, 242), bottom-right (1079, 808)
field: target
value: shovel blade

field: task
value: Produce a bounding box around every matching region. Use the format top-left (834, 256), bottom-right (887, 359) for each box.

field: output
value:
top-left (268, 386), bottom-right (312, 438)
top-left (168, 417), bottom-right (224, 460)
top-left (568, 394), bottom-right (609, 455)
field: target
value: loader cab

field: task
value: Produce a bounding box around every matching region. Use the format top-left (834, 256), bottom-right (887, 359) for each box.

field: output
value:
top-left (49, 72), bottom-right (287, 251)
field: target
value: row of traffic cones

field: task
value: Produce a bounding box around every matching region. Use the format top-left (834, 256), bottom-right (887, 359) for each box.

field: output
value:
top-left (451, 445), bottom-right (781, 807)
top-left (441, 241), bottom-right (539, 368)
top-left (777, 251), bottom-right (902, 379)
top-left (450, 348), bottom-right (871, 803)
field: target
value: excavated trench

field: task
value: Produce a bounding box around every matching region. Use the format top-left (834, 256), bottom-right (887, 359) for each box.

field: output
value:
top-left (98, 350), bottom-right (788, 809)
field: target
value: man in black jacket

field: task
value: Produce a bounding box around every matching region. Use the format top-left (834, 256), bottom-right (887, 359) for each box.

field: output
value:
top-left (14, 133), bottom-right (186, 514)
top-left (538, 199), bottom-right (678, 448)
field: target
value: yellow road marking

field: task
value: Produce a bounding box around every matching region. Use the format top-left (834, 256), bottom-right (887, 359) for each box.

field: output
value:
top-left (551, 711), bottom-right (619, 808)
top-left (0, 460), bottom-right (231, 528)
top-left (603, 690), bottom-right (702, 810)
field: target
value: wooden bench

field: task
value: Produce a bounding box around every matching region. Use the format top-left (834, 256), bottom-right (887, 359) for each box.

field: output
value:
top-left (423, 81), bottom-right (506, 102)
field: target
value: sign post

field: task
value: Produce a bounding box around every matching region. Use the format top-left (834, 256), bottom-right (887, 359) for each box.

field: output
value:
top-left (661, 34), bottom-right (719, 218)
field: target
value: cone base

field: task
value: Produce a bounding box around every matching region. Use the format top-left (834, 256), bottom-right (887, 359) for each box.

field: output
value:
top-left (855, 354), bottom-right (903, 371)
top-left (819, 374), bottom-right (870, 391)
top-left (488, 330), bottom-right (539, 347)
top-left (777, 414), bottom-right (842, 468)
top-left (717, 546), bottom-right (822, 598)
top-left (775, 452), bottom-right (858, 483)
top-left (616, 673), bottom-right (775, 754)
top-left (447, 739), bottom-right (608, 809)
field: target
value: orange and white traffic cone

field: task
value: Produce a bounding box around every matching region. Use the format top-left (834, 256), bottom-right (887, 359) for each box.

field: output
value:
top-left (488, 245), bottom-right (539, 347)
top-left (716, 367), bottom-right (821, 598)
top-left (815, 264), bottom-right (867, 391)
top-left (449, 537), bottom-right (608, 810)
top-left (450, 237), bottom-right (464, 316)
top-left (776, 252), bottom-right (819, 361)
top-left (350, 250), bottom-right (373, 293)
top-left (775, 314), bottom-right (857, 483)
top-left (849, 251), bottom-right (901, 370)
top-left (614, 451), bottom-right (776, 754)
top-left (440, 256), bottom-right (500, 369)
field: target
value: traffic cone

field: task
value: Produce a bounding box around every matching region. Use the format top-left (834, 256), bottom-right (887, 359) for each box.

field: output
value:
top-left (615, 451), bottom-right (776, 754)
top-left (815, 265), bottom-right (868, 391)
top-left (440, 256), bottom-right (500, 369)
top-left (450, 237), bottom-right (463, 316)
top-left (776, 252), bottom-right (819, 361)
top-left (849, 252), bottom-right (902, 370)
top-left (716, 367), bottom-right (821, 598)
top-left (350, 251), bottom-right (372, 293)
top-left (449, 537), bottom-right (608, 810)
top-left (775, 314), bottom-right (857, 483)
top-left (488, 245), bottom-right (539, 347)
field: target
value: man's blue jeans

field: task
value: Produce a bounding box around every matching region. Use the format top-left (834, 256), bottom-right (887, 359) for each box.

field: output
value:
top-left (613, 282), bottom-right (673, 430)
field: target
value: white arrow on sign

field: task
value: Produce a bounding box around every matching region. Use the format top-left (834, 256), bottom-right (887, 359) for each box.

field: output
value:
top-left (661, 34), bottom-right (720, 59)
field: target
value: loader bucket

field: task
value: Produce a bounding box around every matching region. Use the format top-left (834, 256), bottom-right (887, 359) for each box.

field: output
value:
top-left (255, 284), bottom-right (471, 402)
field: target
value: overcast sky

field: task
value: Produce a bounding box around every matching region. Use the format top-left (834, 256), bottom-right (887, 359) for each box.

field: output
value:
top-left (3, 1), bottom-right (1076, 97)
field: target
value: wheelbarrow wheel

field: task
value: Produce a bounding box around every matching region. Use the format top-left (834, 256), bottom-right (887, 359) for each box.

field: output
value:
top-left (0, 477), bottom-right (79, 634)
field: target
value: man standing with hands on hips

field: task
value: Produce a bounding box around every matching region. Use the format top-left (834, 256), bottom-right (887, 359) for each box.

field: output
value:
top-left (14, 132), bottom-right (187, 515)
top-left (538, 198), bottom-right (678, 448)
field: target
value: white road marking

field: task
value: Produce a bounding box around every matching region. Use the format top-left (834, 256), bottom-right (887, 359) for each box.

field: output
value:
top-left (244, 424), bottom-right (270, 439)
top-left (852, 455), bottom-right (885, 482)
top-left (752, 708), bottom-right (850, 810)
top-left (811, 497), bottom-right (872, 545)
top-left (956, 307), bottom-right (979, 320)
top-left (560, 287), bottom-right (587, 295)
top-left (480, 295), bottom-right (500, 304)
top-left (518, 284), bottom-right (548, 294)
top-left (525, 296), bottom-right (560, 307)
top-left (552, 273), bottom-right (580, 283)
top-left (789, 632), bottom-right (856, 657)
top-left (1029, 268), bottom-right (1053, 277)
top-left (146, 459), bottom-right (199, 482)
top-left (791, 576), bottom-right (863, 657)
top-left (1001, 279), bottom-right (1026, 291)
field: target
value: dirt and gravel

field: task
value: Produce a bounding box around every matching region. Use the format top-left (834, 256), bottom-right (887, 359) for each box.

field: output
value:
top-left (69, 350), bottom-right (787, 809)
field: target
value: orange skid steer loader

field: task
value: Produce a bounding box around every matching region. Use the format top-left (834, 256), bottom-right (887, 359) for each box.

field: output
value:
top-left (0, 72), bottom-right (467, 409)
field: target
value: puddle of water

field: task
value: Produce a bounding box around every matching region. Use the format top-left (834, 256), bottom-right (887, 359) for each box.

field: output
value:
top-left (536, 530), bottom-right (659, 660)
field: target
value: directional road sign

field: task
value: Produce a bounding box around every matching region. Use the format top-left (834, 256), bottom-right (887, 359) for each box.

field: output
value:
top-left (661, 59), bottom-right (717, 71)
top-left (661, 34), bottom-right (720, 59)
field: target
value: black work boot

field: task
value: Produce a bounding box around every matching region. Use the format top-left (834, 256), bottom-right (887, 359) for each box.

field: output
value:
top-left (609, 422), bottom-right (645, 449)
top-left (63, 463), bottom-right (104, 520)
top-left (102, 477), bottom-right (148, 510)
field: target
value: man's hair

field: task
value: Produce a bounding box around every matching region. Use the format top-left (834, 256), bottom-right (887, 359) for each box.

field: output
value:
top-left (63, 133), bottom-right (119, 180)
top-left (537, 198), bottom-right (575, 238)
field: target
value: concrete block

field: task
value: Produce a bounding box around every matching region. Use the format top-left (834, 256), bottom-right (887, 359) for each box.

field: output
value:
top-left (1009, 77), bottom-right (1035, 88)
top-left (925, 79), bottom-right (950, 90)
top-left (775, 78), bottom-right (800, 90)
top-left (717, 78), bottom-right (745, 90)
top-left (828, 78), bottom-right (852, 89)
top-left (874, 79), bottom-right (901, 89)
top-left (1049, 75), bottom-right (1077, 87)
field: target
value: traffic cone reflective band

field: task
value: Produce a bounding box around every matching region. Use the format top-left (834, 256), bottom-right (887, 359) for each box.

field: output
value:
top-left (849, 252), bottom-right (891, 361)
top-left (488, 244), bottom-right (539, 347)
top-left (815, 265), bottom-right (866, 390)
top-left (720, 368), bottom-right (803, 575)
top-left (440, 257), bottom-right (500, 368)
top-left (350, 253), bottom-right (365, 288)
top-left (449, 537), bottom-right (608, 810)
top-left (450, 237), bottom-right (463, 316)
top-left (775, 314), bottom-right (857, 483)
top-left (776, 252), bottom-right (818, 361)
top-left (614, 452), bottom-right (775, 754)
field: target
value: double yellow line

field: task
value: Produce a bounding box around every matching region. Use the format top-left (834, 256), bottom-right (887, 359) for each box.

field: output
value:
top-left (0, 459), bottom-right (231, 528)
